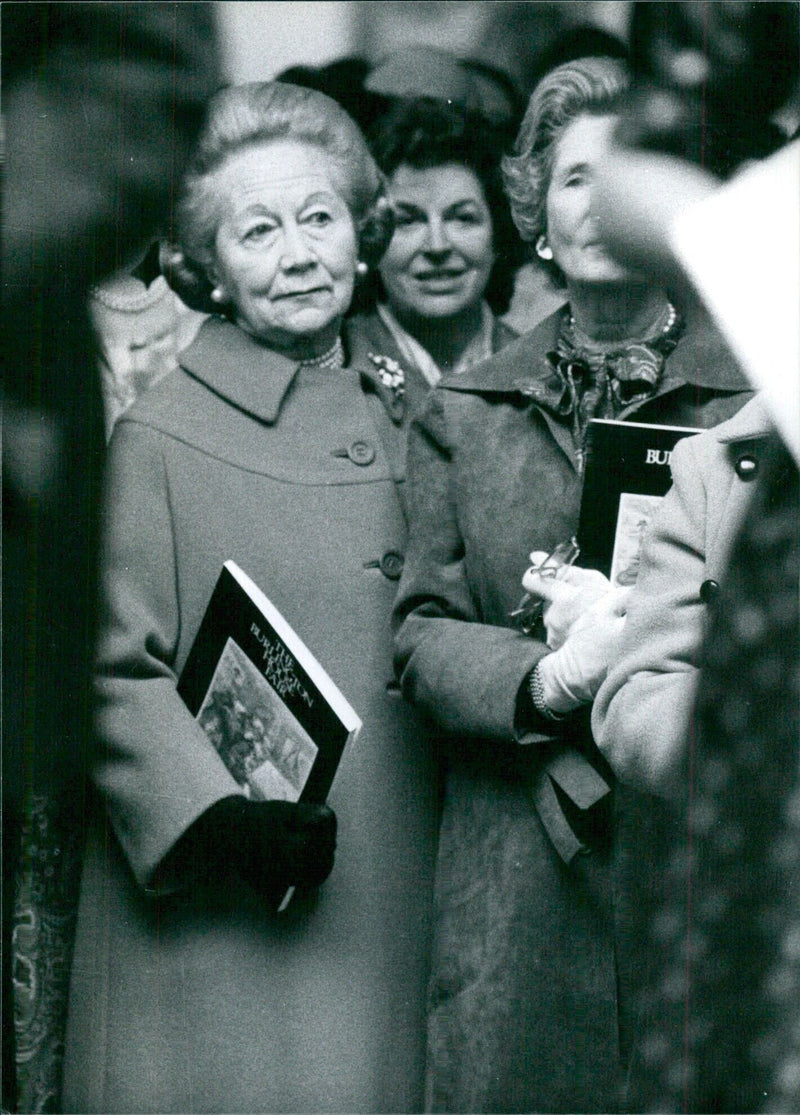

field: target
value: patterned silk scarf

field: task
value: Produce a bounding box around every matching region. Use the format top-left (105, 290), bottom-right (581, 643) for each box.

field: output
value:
top-left (537, 304), bottom-right (684, 467)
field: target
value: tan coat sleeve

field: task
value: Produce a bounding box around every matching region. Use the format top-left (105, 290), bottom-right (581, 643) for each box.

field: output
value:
top-left (591, 435), bottom-right (709, 798)
top-left (94, 419), bottom-right (242, 892)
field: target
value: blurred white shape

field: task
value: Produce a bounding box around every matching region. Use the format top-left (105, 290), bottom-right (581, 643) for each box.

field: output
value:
top-left (671, 140), bottom-right (800, 464)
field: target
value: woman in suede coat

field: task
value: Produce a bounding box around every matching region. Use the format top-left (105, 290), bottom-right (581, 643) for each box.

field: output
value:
top-left (392, 57), bottom-right (753, 1114)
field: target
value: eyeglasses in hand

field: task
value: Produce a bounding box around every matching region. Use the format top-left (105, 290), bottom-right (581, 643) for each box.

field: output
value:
top-left (509, 537), bottom-right (580, 636)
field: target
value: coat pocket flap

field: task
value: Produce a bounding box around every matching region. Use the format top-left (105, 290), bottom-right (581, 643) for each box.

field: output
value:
top-left (530, 747), bottom-right (613, 864)
top-left (530, 770), bottom-right (587, 864)
top-left (543, 747), bottom-right (611, 810)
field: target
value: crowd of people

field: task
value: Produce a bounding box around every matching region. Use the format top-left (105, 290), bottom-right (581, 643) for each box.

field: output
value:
top-left (4, 3), bottom-right (799, 1114)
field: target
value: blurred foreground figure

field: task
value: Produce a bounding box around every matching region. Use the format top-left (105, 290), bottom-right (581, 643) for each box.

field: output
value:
top-left (2, 5), bottom-right (218, 1109)
top-left (623, 0), bottom-right (797, 176)
top-left (621, 434), bottom-right (799, 1114)
top-left (590, 4), bottom-right (799, 1110)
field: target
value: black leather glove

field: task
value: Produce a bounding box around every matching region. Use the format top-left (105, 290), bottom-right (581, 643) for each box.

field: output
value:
top-left (160, 795), bottom-right (337, 899)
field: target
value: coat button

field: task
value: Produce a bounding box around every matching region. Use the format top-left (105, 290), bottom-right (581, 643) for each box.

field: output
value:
top-left (735, 453), bottom-right (759, 480)
top-left (348, 439), bottom-right (375, 466)
top-left (700, 579), bottom-right (720, 604)
top-left (379, 551), bottom-right (404, 580)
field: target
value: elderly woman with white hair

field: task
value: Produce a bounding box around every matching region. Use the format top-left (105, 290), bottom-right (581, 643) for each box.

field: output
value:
top-left (392, 56), bottom-right (753, 1113)
top-left (62, 82), bottom-right (438, 1114)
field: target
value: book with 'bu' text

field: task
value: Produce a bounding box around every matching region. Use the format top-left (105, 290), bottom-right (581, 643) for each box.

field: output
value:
top-left (578, 419), bottom-right (701, 587)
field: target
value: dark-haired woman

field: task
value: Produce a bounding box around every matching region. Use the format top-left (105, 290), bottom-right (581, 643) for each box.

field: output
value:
top-left (62, 82), bottom-right (437, 1114)
top-left (350, 96), bottom-right (524, 422)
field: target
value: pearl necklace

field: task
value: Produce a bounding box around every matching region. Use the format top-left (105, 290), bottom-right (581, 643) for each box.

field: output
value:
top-left (297, 336), bottom-right (345, 371)
top-left (658, 301), bottom-right (678, 337)
top-left (568, 301), bottom-right (678, 349)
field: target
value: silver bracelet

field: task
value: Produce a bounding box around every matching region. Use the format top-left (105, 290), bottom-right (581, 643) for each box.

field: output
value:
top-left (528, 662), bottom-right (567, 722)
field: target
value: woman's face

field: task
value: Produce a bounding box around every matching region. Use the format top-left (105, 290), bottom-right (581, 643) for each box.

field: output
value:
top-left (208, 140), bottom-right (358, 349)
top-left (379, 163), bottom-right (494, 322)
top-left (544, 113), bottom-right (631, 287)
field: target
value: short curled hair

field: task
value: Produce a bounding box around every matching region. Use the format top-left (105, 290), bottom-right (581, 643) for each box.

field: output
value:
top-left (165, 81), bottom-right (393, 313)
top-left (363, 96), bottom-right (525, 315)
top-left (502, 57), bottom-right (628, 256)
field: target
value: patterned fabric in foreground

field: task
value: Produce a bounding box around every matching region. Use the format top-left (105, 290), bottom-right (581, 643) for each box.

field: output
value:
top-left (13, 797), bottom-right (83, 1115)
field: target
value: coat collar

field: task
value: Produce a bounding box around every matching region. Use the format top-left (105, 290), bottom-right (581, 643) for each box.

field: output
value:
top-left (179, 315), bottom-right (406, 426)
top-left (179, 317), bottom-right (300, 424)
top-left (441, 303), bottom-right (750, 399)
top-left (491, 315), bottom-right (519, 353)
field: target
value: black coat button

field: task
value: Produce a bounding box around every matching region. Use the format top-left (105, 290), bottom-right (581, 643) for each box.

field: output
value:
top-left (735, 453), bottom-right (759, 480)
top-left (700, 579), bottom-right (720, 604)
top-left (348, 439), bottom-right (375, 466)
top-left (379, 551), bottom-right (404, 580)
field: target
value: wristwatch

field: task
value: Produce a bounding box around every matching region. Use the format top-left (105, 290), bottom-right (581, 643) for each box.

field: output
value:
top-left (528, 661), bottom-right (566, 722)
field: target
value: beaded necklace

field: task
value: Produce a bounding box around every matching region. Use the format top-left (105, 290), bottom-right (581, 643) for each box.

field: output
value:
top-left (566, 301), bottom-right (678, 354)
top-left (297, 336), bottom-right (345, 371)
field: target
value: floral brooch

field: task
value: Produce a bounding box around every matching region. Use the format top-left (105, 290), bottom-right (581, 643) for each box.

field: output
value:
top-left (367, 352), bottom-right (405, 402)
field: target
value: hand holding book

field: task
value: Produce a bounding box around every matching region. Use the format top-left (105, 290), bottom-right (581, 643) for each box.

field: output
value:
top-left (158, 796), bottom-right (337, 900)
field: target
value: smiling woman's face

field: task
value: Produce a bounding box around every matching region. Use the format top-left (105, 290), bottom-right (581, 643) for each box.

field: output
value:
top-left (208, 139), bottom-right (358, 351)
top-left (379, 163), bottom-right (494, 323)
top-left (544, 113), bottom-right (632, 287)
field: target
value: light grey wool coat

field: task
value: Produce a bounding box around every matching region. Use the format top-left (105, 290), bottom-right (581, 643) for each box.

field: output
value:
top-left (63, 316), bottom-right (439, 1114)
top-left (592, 394), bottom-right (774, 797)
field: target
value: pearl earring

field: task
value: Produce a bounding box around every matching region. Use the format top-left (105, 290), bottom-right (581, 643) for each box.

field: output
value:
top-left (535, 236), bottom-right (553, 261)
top-left (210, 287), bottom-right (225, 304)
top-left (355, 260), bottom-right (369, 278)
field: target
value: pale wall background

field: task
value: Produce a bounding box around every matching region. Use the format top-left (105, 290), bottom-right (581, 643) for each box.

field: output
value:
top-left (216, 1), bottom-right (632, 90)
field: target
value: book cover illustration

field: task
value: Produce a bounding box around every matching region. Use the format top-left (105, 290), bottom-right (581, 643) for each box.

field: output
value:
top-left (609, 492), bottom-right (664, 587)
top-left (179, 561), bottom-right (360, 807)
top-left (578, 419), bottom-right (701, 587)
top-left (197, 637), bottom-right (318, 802)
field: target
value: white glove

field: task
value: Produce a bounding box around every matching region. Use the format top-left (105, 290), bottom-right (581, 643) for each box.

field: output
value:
top-left (523, 558), bottom-right (613, 650)
top-left (536, 587), bottom-right (631, 713)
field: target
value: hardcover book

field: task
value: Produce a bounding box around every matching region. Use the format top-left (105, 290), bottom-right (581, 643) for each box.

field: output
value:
top-left (178, 561), bottom-right (361, 809)
top-left (578, 418), bottom-right (701, 587)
